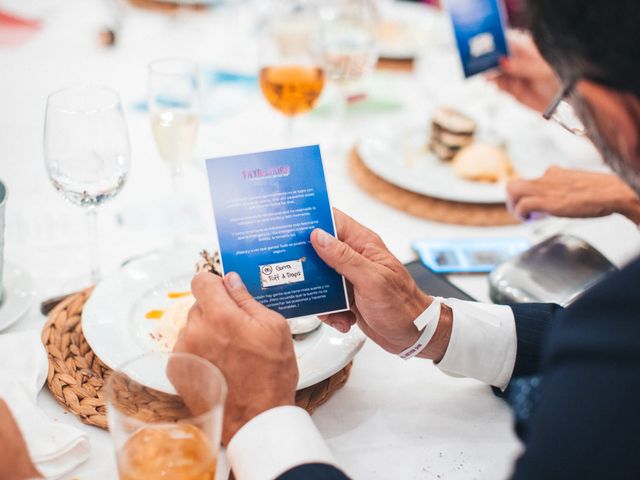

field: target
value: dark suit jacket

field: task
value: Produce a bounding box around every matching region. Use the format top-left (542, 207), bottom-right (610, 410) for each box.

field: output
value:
top-left (278, 258), bottom-right (640, 479)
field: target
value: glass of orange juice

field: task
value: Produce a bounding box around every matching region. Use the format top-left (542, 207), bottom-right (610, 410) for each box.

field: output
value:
top-left (259, 0), bottom-right (325, 144)
top-left (106, 352), bottom-right (226, 480)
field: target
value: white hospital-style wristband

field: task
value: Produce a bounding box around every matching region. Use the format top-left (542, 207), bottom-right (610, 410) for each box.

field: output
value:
top-left (398, 298), bottom-right (442, 360)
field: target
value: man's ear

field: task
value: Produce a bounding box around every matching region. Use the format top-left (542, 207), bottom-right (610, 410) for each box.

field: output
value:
top-left (578, 81), bottom-right (640, 169)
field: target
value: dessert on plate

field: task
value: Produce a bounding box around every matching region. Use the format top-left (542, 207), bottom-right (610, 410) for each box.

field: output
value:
top-left (426, 106), bottom-right (516, 183)
top-left (150, 251), bottom-right (221, 351)
top-left (429, 106), bottom-right (477, 161)
top-left (452, 143), bottom-right (515, 183)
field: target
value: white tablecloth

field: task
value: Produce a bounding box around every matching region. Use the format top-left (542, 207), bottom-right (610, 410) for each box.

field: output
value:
top-left (2, 1), bottom-right (640, 478)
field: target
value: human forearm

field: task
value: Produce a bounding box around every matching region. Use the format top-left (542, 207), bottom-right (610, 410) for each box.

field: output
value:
top-left (0, 400), bottom-right (41, 480)
top-left (510, 303), bottom-right (560, 377)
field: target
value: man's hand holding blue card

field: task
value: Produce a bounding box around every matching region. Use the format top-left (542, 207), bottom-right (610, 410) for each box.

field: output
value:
top-left (445, 0), bottom-right (509, 78)
top-left (205, 145), bottom-right (349, 319)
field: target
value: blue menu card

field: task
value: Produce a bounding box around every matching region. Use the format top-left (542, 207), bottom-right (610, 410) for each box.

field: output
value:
top-left (205, 145), bottom-right (349, 319)
top-left (444, 0), bottom-right (509, 78)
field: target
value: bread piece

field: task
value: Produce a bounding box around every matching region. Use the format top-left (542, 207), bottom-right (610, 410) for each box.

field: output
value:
top-left (432, 107), bottom-right (477, 135)
top-left (452, 143), bottom-right (515, 183)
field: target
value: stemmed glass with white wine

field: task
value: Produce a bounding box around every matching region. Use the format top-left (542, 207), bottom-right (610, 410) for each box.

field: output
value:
top-left (259, 0), bottom-right (325, 145)
top-left (44, 85), bottom-right (131, 285)
top-left (148, 58), bottom-right (199, 191)
top-left (317, 0), bottom-right (378, 149)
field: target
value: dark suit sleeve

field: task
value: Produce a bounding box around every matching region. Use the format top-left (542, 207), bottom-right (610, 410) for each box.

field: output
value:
top-left (511, 260), bottom-right (640, 479)
top-left (511, 354), bottom-right (640, 479)
top-left (509, 303), bottom-right (562, 377)
top-left (276, 463), bottom-right (350, 479)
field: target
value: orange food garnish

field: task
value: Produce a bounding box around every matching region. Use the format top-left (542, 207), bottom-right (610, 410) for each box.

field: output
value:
top-left (145, 310), bottom-right (164, 320)
top-left (168, 291), bottom-right (192, 299)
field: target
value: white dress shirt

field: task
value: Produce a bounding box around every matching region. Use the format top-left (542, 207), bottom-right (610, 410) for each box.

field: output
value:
top-left (226, 300), bottom-right (517, 480)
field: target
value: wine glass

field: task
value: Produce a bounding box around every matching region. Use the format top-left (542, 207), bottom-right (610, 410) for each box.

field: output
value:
top-left (106, 352), bottom-right (226, 480)
top-left (44, 85), bottom-right (131, 284)
top-left (148, 58), bottom-right (200, 191)
top-left (317, 0), bottom-right (378, 148)
top-left (259, 0), bottom-right (325, 145)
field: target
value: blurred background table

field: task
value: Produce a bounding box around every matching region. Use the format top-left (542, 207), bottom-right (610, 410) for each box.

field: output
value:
top-left (2, 0), bottom-right (640, 478)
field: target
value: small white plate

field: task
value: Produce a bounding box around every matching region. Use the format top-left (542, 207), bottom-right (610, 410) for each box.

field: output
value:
top-left (82, 249), bottom-right (365, 390)
top-left (0, 262), bottom-right (36, 331)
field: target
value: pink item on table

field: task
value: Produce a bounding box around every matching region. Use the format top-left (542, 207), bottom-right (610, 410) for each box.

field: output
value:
top-left (0, 10), bottom-right (41, 46)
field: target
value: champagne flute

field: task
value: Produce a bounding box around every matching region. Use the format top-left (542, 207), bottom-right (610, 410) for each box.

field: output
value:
top-left (317, 0), bottom-right (378, 147)
top-left (148, 58), bottom-right (200, 191)
top-left (44, 85), bottom-right (131, 284)
top-left (259, 0), bottom-right (325, 145)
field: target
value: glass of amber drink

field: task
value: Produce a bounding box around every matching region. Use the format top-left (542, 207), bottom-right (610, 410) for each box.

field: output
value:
top-left (259, 0), bottom-right (325, 144)
top-left (106, 352), bottom-right (227, 480)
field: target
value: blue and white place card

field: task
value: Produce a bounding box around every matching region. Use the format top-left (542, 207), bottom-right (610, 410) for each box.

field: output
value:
top-left (205, 145), bottom-right (349, 319)
top-left (444, 0), bottom-right (509, 78)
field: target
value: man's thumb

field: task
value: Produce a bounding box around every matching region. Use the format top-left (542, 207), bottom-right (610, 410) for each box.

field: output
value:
top-left (311, 228), bottom-right (372, 286)
top-left (223, 272), bottom-right (271, 318)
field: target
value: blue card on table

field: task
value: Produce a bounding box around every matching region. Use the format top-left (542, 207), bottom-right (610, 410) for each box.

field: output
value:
top-left (205, 145), bottom-right (349, 319)
top-left (444, 0), bottom-right (509, 78)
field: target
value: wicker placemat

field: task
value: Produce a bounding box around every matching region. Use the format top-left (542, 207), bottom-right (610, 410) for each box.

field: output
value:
top-left (126, 0), bottom-right (210, 13)
top-left (349, 147), bottom-right (518, 226)
top-left (376, 58), bottom-right (415, 72)
top-left (42, 289), bottom-right (352, 430)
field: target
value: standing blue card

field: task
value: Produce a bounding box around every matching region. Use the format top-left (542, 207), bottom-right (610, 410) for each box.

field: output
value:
top-left (444, 0), bottom-right (509, 78)
top-left (205, 145), bottom-right (349, 319)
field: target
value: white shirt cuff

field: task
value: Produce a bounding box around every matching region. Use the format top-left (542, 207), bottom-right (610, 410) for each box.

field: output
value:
top-left (436, 299), bottom-right (517, 390)
top-left (227, 406), bottom-right (337, 480)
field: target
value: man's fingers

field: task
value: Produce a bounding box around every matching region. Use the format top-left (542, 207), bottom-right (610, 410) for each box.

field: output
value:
top-left (318, 311), bottom-right (357, 333)
top-left (508, 167), bottom-right (566, 206)
top-left (513, 196), bottom-right (548, 220)
top-left (223, 272), bottom-right (274, 319)
top-left (173, 302), bottom-right (203, 353)
top-left (191, 272), bottom-right (240, 316)
top-left (311, 228), bottom-right (375, 287)
top-left (502, 31), bottom-right (548, 78)
top-left (507, 178), bottom-right (540, 206)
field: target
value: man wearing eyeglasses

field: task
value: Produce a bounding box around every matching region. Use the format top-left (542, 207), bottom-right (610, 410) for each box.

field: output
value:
top-left (174, 1), bottom-right (640, 479)
top-left (2, 0), bottom-right (638, 479)
top-left (494, 30), bottom-right (640, 224)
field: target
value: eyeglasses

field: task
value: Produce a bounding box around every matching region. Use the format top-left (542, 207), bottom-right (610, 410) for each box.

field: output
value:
top-left (542, 79), bottom-right (587, 136)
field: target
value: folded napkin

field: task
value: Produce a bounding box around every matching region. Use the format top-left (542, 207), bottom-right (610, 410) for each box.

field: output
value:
top-left (0, 330), bottom-right (90, 479)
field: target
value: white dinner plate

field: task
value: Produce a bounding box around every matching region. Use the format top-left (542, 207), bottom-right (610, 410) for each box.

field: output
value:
top-left (376, 3), bottom-right (451, 59)
top-left (0, 262), bottom-right (36, 331)
top-left (82, 248), bottom-right (365, 390)
top-left (377, 20), bottom-right (430, 60)
top-left (357, 120), bottom-right (563, 204)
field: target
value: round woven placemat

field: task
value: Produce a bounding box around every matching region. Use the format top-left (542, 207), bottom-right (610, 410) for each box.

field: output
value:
top-left (376, 58), bottom-right (415, 72)
top-left (42, 289), bottom-right (352, 430)
top-left (126, 0), bottom-right (210, 13)
top-left (349, 147), bottom-right (518, 226)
